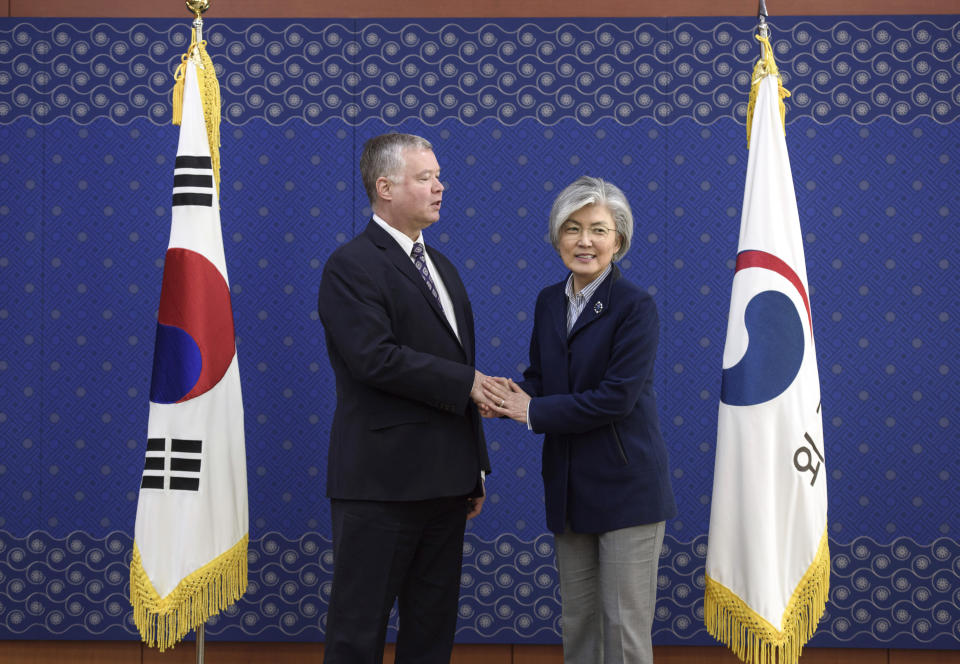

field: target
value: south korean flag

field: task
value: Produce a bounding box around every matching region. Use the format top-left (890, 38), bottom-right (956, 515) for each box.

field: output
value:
top-left (130, 53), bottom-right (248, 652)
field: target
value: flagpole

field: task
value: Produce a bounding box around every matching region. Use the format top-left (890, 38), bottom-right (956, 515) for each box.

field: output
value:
top-left (196, 619), bottom-right (205, 664)
top-left (186, 7), bottom-right (212, 663)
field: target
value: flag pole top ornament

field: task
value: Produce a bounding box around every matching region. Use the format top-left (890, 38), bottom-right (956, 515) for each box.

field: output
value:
top-left (186, 0), bottom-right (209, 41)
top-left (745, 0), bottom-right (790, 147)
top-left (186, 0), bottom-right (210, 19)
top-left (757, 0), bottom-right (769, 39)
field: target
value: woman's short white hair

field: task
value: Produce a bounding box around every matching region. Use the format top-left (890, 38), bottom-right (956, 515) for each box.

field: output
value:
top-left (548, 176), bottom-right (634, 261)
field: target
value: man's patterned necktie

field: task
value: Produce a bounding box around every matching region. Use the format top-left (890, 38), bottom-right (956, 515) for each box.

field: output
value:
top-left (411, 242), bottom-right (444, 311)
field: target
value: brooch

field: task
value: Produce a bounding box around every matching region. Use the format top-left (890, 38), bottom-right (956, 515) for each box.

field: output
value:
top-left (593, 301), bottom-right (604, 315)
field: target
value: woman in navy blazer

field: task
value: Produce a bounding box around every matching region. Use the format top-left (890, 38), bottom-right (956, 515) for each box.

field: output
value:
top-left (484, 176), bottom-right (676, 664)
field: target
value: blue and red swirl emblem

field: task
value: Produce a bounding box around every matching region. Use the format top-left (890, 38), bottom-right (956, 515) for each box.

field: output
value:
top-left (149, 248), bottom-right (236, 404)
top-left (720, 250), bottom-right (812, 407)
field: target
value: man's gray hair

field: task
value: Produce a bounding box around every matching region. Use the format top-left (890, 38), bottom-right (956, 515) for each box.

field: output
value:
top-left (548, 176), bottom-right (634, 261)
top-left (360, 133), bottom-right (434, 204)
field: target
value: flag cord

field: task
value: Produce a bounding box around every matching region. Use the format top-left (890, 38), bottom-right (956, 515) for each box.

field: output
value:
top-left (745, 33), bottom-right (790, 148)
top-left (171, 27), bottom-right (222, 198)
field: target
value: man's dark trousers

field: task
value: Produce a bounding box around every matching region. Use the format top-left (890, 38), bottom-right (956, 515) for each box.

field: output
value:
top-left (324, 497), bottom-right (467, 664)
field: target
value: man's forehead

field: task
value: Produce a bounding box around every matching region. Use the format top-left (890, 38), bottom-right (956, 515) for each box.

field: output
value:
top-left (401, 147), bottom-right (439, 170)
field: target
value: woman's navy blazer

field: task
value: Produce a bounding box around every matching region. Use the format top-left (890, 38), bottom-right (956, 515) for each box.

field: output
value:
top-left (520, 266), bottom-right (677, 534)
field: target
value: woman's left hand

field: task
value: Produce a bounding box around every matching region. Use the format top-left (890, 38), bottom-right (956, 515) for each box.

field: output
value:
top-left (482, 377), bottom-right (531, 424)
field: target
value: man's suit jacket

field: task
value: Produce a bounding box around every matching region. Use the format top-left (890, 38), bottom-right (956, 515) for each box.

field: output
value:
top-left (318, 220), bottom-right (490, 502)
top-left (519, 266), bottom-right (677, 534)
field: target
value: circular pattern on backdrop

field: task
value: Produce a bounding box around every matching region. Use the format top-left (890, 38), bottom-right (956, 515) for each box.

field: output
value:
top-left (0, 18), bottom-right (958, 127)
top-left (0, 531), bottom-right (957, 646)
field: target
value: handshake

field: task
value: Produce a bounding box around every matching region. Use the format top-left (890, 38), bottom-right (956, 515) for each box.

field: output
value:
top-left (470, 371), bottom-right (531, 424)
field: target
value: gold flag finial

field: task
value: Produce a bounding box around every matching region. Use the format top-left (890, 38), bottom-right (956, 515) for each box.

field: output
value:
top-left (185, 0), bottom-right (210, 18)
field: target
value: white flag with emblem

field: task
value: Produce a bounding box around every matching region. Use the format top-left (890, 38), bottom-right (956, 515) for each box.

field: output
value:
top-left (704, 33), bottom-right (829, 664)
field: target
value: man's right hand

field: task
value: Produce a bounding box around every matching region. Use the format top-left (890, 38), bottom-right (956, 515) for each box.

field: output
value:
top-left (471, 370), bottom-right (500, 417)
top-left (471, 370), bottom-right (490, 404)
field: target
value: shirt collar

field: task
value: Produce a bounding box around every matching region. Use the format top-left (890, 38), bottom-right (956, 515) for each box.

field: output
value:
top-left (565, 264), bottom-right (612, 302)
top-left (372, 213), bottom-right (423, 256)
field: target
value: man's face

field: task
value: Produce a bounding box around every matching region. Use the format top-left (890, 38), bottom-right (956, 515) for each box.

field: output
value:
top-left (381, 147), bottom-right (444, 236)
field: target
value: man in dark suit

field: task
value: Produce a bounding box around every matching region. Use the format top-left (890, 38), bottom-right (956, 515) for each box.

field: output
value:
top-left (317, 133), bottom-right (494, 664)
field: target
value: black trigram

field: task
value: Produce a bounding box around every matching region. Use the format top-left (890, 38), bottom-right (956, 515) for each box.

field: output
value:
top-left (140, 438), bottom-right (203, 491)
top-left (172, 155), bottom-right (213, 208)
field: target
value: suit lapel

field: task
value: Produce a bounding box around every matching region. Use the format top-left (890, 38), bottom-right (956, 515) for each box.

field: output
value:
top-left (430, 250), bottom-right (471, 358)
top-left (568, 266), bottom-right (619, 341)
top-left (540, 282), bottom-right (571, 392)
top-left (365, 221), bottom-right (463, 349)
top-left (544, 282), bottom-right (569, 349)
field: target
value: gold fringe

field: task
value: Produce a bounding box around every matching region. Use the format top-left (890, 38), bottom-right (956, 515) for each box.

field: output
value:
top-left (704, 526), bottom-right (830, 664)
top-left (170, 27), bottom-right (222, 198)
top-left (129, 534), bottom-right (248, 651)
top-left (746, 33), bottom-right (791, 148)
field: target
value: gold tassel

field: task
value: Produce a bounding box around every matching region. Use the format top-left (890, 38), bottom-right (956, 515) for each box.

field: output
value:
top-left (746, 33), bottom-right (791, 148)
top-left (704, 526), bottom-right (830, 664)
top-left (170, 27), bottom-right (198, 128)
top-left (129, 534), bottom-right (248, 651)
top-left (170, 27), bottom-right (222, 198)
top-left (171, 56), bottom-right (187, 126)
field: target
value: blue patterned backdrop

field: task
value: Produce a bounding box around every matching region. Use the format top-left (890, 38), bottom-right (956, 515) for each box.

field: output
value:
top-left (0, 16), bottom-right (958, 648)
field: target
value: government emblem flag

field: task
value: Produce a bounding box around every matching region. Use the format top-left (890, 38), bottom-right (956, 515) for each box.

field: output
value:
top-left (129, 29), bottom-right (248, 651)
top-left (704, 33), bottom-right (829, 664)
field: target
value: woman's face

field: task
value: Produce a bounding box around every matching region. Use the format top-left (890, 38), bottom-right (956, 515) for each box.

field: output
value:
top-left (558, 203), bottom-right (621, 291)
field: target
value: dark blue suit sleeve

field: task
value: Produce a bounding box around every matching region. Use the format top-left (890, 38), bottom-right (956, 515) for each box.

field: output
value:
top-left (318, 249), bottom-right (475, 413)
top-left (528, 292), bottom-right (659, 434)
